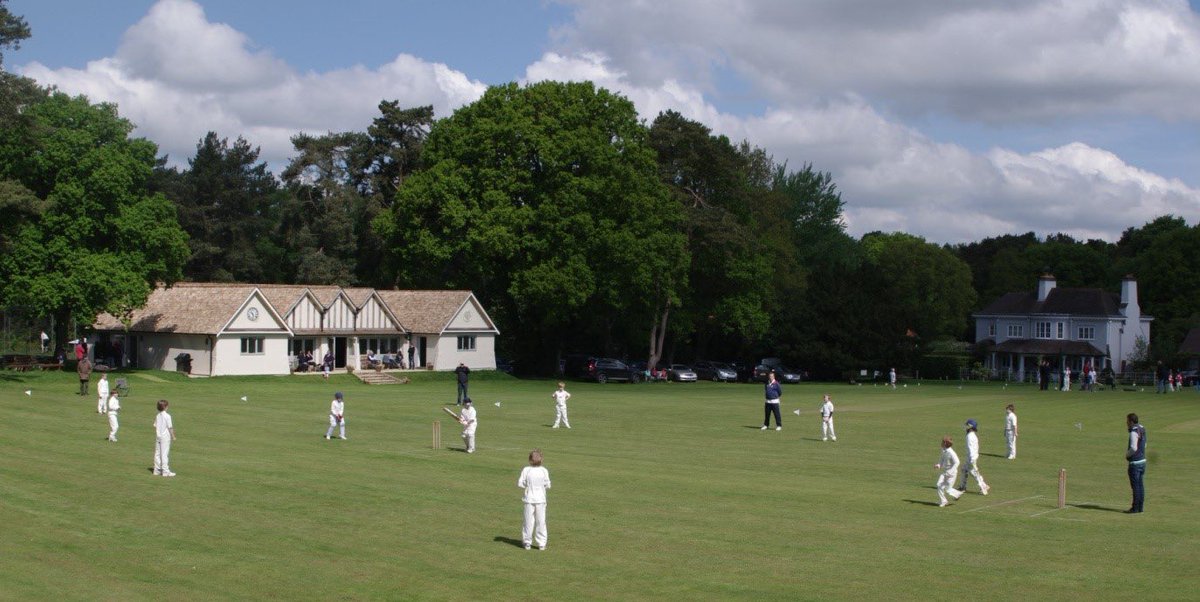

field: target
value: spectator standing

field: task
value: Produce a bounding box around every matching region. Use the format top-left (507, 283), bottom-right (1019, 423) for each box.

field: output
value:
top-left (1125, 413), bottom-right (1147, 513)
top-left (761, 372), bottom-right (783, 431)
top-left (455, 362), bottom-right (471, 405)
top-left (1155, 361), bottom-right (1168, 394)
top-left (76, 356), bottom-right (93, 396)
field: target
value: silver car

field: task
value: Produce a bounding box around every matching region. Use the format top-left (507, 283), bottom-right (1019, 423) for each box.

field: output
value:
top-left (668, 364), bottom-right (698, 382)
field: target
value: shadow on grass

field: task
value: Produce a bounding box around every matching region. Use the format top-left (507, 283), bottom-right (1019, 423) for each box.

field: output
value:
top-left (981, 452), bottom-right (1007, 459)
top-left (0, 372), bottom-right (30, 383)
top-left (903, 499), bottom-right (941, 507)
top-left (1070, 503), bottom-right (1127, 513)
top-left (493, 536), bottom-right (526, 548)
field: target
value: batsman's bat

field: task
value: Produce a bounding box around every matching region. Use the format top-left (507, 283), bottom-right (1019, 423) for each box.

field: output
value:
top-left (442, 407), bottom-right (461, 421)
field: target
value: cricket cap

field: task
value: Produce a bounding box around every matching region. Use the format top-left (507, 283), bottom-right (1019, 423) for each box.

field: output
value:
top-left (335, 391), bottom-right (343, 399)
top-left (965, 418), bottom-right (977, 429)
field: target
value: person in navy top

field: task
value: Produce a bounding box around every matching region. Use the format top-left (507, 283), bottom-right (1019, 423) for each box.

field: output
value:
top-left (761, 371), bottom-right (783, 431)
top-left (1125, 413), bottom-right (1147, 514)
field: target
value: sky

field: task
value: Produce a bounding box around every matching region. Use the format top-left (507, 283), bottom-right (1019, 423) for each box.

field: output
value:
top-left (7, 0), bottom-right (1200, 244)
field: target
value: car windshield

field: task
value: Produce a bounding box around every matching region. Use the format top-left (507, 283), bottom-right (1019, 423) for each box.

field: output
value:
top-left (672, 364), bottom-right (691, 370)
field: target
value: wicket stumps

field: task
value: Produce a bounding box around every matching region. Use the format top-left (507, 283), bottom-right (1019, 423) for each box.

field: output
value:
top-left (1057, 468), bottom-right (1067, 508)
top-left (433, 420), bottom-right (442, 449)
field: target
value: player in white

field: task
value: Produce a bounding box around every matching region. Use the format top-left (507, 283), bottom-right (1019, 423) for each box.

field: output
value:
top-left (325, 391), bottom-right (346, 440)
top-left (153, 399), bottom-right (176, 477)
top-left (552, 381), bottom-right (572, 428)
top-left (956, 419), bottom-right (990, 495)
top-left (888, 368), bottom-right (897, 389)
top-left (819, 394), bottom-right (837, 441)
top-left (935, 436), bottom-right (964, 507)
top-left (96, 372), bottom-right (110, 414)
top-left (460, 398), bottom-right (477, 453)
top-left (518, 448), bottom-right (552, 550)
top-left (106, 392), bottom-right (121, 441)
top-left (1004, 404), bottom-right (1018, 460)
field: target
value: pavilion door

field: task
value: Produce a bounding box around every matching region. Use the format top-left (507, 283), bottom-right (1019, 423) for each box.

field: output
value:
top-left (334, 337), bottom-right (347, 368)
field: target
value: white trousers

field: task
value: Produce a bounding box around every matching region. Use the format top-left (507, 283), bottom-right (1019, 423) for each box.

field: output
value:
top-left (1005, 430), bottom-right (1017, 458)
top-left (462, 432), bottom-right (475, 453)
top-left (554, 405), bottom-right (570, 427)
top-left (107, 412), bottom-right (119, 439)
top-left (98, 395), bottom-right (107, 413)
top-left (957, 458), bottom-right (988, 491)
top-left (822, 417), bottom-right (836, 440)
top-left (154, 436), bottom-right (171, 474)
top-left (523, 502), bottom-right (547, 548)
top-left (326, 416), bottom-right (345, 438)
top-left (937, 473), bottom-right (962, 505)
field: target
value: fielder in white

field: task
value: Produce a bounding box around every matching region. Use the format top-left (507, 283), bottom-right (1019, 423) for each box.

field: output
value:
top-left (1004, 404), bottom-right (1018, 460)
top-left (819, 394), bottom-right (837, 441)
top-left (97, 372), bottom-right (110, 414)
top-left (460, 398), bottom-right (477, 453)
top-left (552, 382), bottom-right (572, 429)
top-left (106, 393), bottom-right (120, 441)
top-left (325, 391), bottom-right (346, 440)
top-left (153, 399), bottom-right (176, 477)
top-left (935, 436), bottom-right (964, 507)
top-left (518, 448), bottom-right (551, 550)
top-left (956, 419), bottom-right (990, 495)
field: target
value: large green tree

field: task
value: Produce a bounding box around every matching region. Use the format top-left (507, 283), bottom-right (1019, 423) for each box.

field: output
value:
top-left (1115, 216), bottom-right (1200, 361)
top-left (376, 81), bottom-right (686, 372)
top-left (0, 91), bottom-right (189, 345)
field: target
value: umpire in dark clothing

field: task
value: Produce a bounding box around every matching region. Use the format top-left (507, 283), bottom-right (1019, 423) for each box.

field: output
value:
top-left (455, 362), bottom-right (470, 405)
top-left (1125, 413), bottom-right (1147, 514)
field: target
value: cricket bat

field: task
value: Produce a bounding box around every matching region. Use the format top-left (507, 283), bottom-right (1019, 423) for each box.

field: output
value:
top-left (442, 407), bottom-right (461, 421)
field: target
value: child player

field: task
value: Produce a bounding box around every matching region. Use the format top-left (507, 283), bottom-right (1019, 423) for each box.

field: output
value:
top-left (518, 448), bottom-right (552, 550)
top-left (957, 419), bottom-right (990, 495)
top-left (106, 392), bottom-right (121, 442)
top-left (935, 436), bottom-right (964, 507)
top-left (552, 382), bottom-right (572, 429)
top-left (1004, 404), bottom-right (1018, 460)
top-left (153, 399), bottom-right (176, 477)
top-left (97, 372), bottom-right (110, 414)
top-left (819, 394), bottom-right (836, 441)
top-left (460, 398), bottom-right (477, 453)
top-left (325, 392), bottom-right (346, 440)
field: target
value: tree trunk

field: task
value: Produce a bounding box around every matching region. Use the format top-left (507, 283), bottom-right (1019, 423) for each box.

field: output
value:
top-left (647, 302), bottom-right (670, 371)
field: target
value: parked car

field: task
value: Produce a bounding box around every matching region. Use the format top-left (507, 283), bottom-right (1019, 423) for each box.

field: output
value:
top-left (693, 360), bottom-right (738, 382)
top-left (630, 361), bottom-right (668, 382)
top-left (495, 357), bottom-right (516, 374)
top-left (1181, 370), bottom-right (1199, 387)
top-left (666, 364), bottom-right (698, 382)
top-left (569, 357), bottom-right (642, 384)
top-left (750, 363), bottom-right (803, 384)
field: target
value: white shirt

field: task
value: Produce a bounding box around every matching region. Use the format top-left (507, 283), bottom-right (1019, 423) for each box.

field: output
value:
top-left (939, 447), bottom-right (960, 477)
top-left (460, 405), bottom-right (477, 434)
top-left (518, 465), bottom-right (551, 504)
top-left (820, 400), bottom-right (834, 418)
top-left (1005, 411), bottom-right (1018, 433)
top-left (552, 389), bottom-right (571, 406)
top-left (965, 431), bottom-right (980, 462)
top-left (97, 378), bottom-right (110, 399)
top-left (889, 370), bottom-right (896, 383)
top-left (107, 396), bottom-right (120, 412)
top-left (330, 399), bottom-right (344, 418)
top-left (154, 411), bottom-right (173, 439)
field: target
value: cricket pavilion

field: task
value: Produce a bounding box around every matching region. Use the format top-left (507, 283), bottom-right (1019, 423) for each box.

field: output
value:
top-left (91, 283), bottom-right (499, 377)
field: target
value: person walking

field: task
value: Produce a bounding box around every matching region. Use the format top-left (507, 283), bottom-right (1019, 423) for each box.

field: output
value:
top-left (1004, 404), bottom-right (1019, 460)
top-left (96, 372), bottom-right (110, 414)
top-left (761, 372), bottom-right (782, 431)
top-left (956, 419), bottom-right (990, 495)
top-left (153, 400), bottom-right (176, 477)
top-left (888, 368), bottom-right (897, 389)
top-left (76, 356), bottom-right (93, 396)
top-left (1154, 361), bottom-right (1168, 394)
top-left (455, 362), bottom-right (471, 405)
top-left (518, 448), bottom-right (552, 550)
top-left (1061, 366), bottom-right (1071, 392)
top-left (105, 393), bottom-right (121, 442)
top-left (819, 394), bottom-right (837, 441)
top-left (551, 382), bottom-right (572, 429)
top-left (460, 398), bottom-right (477, 453)
top-left (1125, 413), bottom-right (1147, 514)
top-left (322, 351), bottom-right (334, 380)
top-left (935, 436), bottom-right (964, 507)
top-left (325, 392), bottom-right (346, 440)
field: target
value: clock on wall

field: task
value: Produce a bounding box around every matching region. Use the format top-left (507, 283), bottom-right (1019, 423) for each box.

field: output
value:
top-left (464, 309), bottom-right (473, 322)
top-left (247, 307), bottom-right (259, 321)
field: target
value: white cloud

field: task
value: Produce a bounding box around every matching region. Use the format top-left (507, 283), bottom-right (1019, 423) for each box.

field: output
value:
top-left (18, 0), bottom-right (487, 168)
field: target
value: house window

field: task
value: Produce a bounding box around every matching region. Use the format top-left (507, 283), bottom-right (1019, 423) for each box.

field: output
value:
top-left (1057, 322), bottom-right (1064, 339)
top-left (1007, 325), bottom-right (1024, 338)
top-left (241, 337), bottom-right (264, 355)
top-left (1078, 326), bottom-right (1095, 340)
top-left (988, 323), bottom-right (996, 337)
top-left (1035, 322), bottom-right (1052, 338)
top-left (291, 338), bottom-right (315, 356)
top-left (457, 336), bottom-right (476, 351)
top-left (358, 338), bottom-right (401, 354)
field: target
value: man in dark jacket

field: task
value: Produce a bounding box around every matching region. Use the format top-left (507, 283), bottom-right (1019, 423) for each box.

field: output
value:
top-left (77, 356), bottom-right (93, 396)
top-left (455, 362), bottom-right (471, 405)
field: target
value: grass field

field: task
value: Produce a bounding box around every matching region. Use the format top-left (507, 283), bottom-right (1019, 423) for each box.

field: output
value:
top-left (1, 370), bottom-right (1197, 600)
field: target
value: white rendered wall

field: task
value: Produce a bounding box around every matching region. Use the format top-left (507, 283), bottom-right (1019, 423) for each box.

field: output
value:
top-left (429, 333), bottom-right (496, 371)
top-left (138, 333), bottom-right (212, 376)
top-left (212, 334), bottom-right (291, 376)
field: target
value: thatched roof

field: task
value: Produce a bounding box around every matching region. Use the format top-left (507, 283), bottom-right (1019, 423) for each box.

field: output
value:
top-left (94, 283), bottom-right (260, 335)
top-left (377, 290), bottom-right (481, 334)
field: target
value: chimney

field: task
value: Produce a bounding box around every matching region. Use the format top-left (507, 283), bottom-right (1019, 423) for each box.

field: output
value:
top-left (1120, 275), bottom-right (1139, 316)
top-left (1037, 273), bottom-right (1056, 302)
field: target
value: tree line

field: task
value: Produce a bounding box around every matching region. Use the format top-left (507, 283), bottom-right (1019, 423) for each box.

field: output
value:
top-left (2, 4), bottom-right (1197, 375)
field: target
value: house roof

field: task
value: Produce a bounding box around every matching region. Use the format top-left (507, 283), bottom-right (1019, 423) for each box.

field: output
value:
top-left (978, 338), bottom-right (1106, 356)
top-left (376, 290), bottom-right (491, 334)
top-left (94, 283), bottom-right (261, 335)
top-left (976, 288), bottom-right (1123, 317)
top-left (1179, 328), bottom-right (1200, 356)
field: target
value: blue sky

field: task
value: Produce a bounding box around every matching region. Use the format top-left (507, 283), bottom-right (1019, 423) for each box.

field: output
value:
top-left (8, 0), bottom-right (1200, 244)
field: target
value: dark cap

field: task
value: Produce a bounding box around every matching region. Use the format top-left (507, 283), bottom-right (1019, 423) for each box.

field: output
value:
top-left (335, 392), bottom-right (343, 399)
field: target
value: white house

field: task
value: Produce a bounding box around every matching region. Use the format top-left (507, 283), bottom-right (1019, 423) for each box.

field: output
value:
top-left (972, 274), bottom-right (1152, 379)
top-left (93, 283), bottom-right (499, 376)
